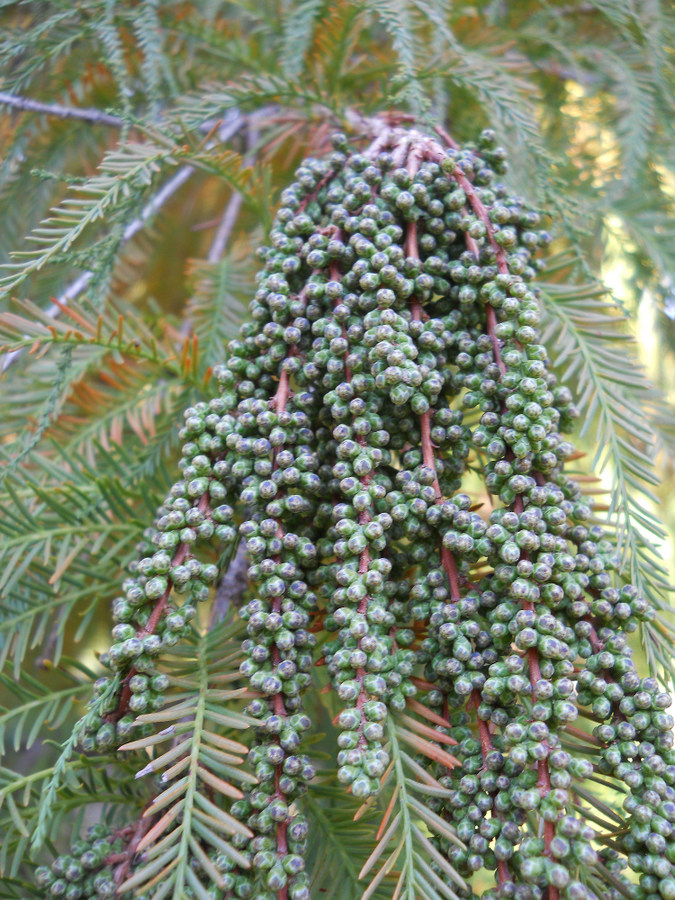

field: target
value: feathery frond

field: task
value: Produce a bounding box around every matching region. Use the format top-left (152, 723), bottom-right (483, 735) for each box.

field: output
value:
top-left (116, 619), bottom-right (255, 897)
top-left (0, 142), bottom-right (177, 297)
top-left (539, 254), bottom-right (675, 678)
top-left (356, 715), bottom-right (465, 900)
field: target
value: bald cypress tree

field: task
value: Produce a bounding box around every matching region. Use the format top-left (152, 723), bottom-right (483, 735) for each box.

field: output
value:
top-left (0, 3), bottom-right (674, 899)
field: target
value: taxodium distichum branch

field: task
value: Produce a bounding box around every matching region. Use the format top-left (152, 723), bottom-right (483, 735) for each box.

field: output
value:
top-left (36, 123), bottom-right (675, 900)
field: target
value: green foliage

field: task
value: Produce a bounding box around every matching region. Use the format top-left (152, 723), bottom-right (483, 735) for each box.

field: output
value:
top-left (114, 619), bottom-right (255, 896)
top-left (0, 2), bottom-right (674, 899)
top-left (357, 717), bottom-right (468, 900)
top-left (302, 780), bottom-right (388, 899)
top-left (539, 254), bottom-right (675, 678)
top-left (185, 246), bottom-right (251, 375)
top-left (0, 663), bottom-right (94, 756)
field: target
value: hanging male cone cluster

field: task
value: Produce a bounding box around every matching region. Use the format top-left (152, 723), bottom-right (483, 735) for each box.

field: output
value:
top-left (36, 122), bottom-right (675, 900)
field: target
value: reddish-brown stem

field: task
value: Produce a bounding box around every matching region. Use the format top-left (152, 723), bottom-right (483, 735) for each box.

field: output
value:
top-left (405, 220), bottom-right (418, 257)
top-left (143, 491), bottom-right (210, 635)
top-left (432, 125), bottom-right (460, 151)
top-left (415, 388), bottom-right (464, 603)
top-left (586, 622), bottom-right (604, 655)
top-left (268, 367), bottom-right (294, 898)
top-left (106, 492), bottom-right (212, 722)
top-left (259, 316), bottom-right (314, 895)
top-left (452, 171), bottom-right (510, 277)
top-left (408, 256), bottom-right (465, 612)
top-left (111, 814), bottom-right (154, 885)
top-left (142, 540), bottom-right (189, 635)
top-left (406, 215), bottom-right (511, 886)
top-left (296, 170), bottom-right (334, 212)
top-left (485, 305), bottom-right (507, 378)
top-left (274, 367), bottom-right (290, 416)
top-left (446, 160), bottom-right (557, 895)
top-left (466, 689), bottom-right (495, 762)
top-left (329, 255), bottom-right (374, 749)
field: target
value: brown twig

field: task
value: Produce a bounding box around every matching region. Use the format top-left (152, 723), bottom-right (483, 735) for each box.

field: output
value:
top-left (441, 143), bottom-right (559, 895)
top-left (106, 491), bottom-right (211, 723)
top-left (109, 813), bottom-right (155, 885)
top-left (402, 189), bottom-right (512, 888)
top-left (2, 108), bottom-right (250, 371)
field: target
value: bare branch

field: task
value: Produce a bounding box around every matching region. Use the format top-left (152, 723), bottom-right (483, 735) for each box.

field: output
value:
top-left (122, 164), bottom-right (195, 243)
top-left (0, 91), bottom-right (123, 127)
top-left (1, 164), bottom-right (194, 370)
top-left (0, 109), bottom-right (249, 371)
top-left (207, 187), bottom-right (245, 265)
top-left (179, 121), bottom-right (259, 338)
top-left (0, 92), bottom-right (251, 140)
top-left (208, 121), bottom-right (260, 263)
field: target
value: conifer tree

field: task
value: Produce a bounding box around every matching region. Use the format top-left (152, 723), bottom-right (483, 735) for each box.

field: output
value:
top-left (0, 3), bottom-right (674, 900)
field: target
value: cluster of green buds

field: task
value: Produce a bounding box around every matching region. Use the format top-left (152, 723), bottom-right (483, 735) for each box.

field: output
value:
top-left (50, 123), bottom-right (675, 900)
top-left (35, 825), bottom-right (138, 900)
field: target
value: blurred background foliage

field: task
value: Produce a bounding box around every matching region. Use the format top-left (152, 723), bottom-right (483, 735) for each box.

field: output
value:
top-left (0, 0), bottom-right (673, 889)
